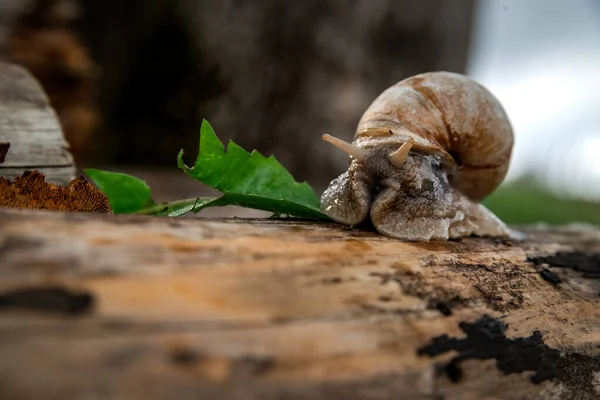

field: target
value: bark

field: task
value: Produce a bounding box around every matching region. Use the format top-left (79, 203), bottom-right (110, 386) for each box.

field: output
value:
top-left (0, 207), bottom-right (599, 399)
top-left (0, 61), bottom-right (75, 185)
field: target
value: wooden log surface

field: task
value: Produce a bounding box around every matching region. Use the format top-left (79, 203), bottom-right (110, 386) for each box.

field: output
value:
top-left (0, 207), bottom-right (599, 399)
top-left (0, 61), bottom-right (75, 184)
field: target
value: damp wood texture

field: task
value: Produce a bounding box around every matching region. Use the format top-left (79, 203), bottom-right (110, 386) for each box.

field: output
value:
top-left (0, 61), bottom-right (76, 185)
top-left (0, 207), bottom-right (599, 400)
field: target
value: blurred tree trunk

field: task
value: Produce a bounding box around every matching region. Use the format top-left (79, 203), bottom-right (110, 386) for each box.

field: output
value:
top-left (178, 0), bottom-right (477, 191)
top-left (13, 0), bottom-right (475, 190)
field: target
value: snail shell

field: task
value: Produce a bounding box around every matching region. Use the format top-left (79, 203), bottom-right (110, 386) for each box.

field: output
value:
top-left (321, 71), bottom-right (514, 241)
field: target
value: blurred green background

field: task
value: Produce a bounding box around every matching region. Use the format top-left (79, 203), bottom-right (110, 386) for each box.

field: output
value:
top-left (484, 178), bottom-right (600, 226)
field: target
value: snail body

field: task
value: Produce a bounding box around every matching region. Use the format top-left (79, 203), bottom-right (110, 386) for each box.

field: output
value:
top-left (320, 71), bottom-right (514, 241)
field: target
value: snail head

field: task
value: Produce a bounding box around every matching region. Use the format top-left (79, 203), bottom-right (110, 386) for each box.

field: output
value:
top-left (320, 133), bottom-right (468, 240)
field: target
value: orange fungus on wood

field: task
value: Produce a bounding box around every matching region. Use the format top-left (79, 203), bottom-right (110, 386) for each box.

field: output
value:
top-left (0, 170), bottom-right (111, 213)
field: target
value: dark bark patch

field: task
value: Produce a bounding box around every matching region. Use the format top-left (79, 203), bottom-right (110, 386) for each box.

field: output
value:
top-left (417, 315), bottom-right (560, 384)
top-left (0, 286), bottom-right (94, 316)
top-left (435, 301), bottom-right (453, 316)
top-left (444, 361), bottom-right (463, 382)
top-left (418, 315), bottom-right (600, 395)
top-left (527, 251), bottom-right (600, 280)
top-left (170, 348), bottom-right (201, 366)
top-left (539, 268), bottom-right (562, 285)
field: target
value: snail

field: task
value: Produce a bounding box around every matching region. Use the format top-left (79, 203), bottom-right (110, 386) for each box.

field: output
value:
top-left (320, 71), bottom-right (514, 241)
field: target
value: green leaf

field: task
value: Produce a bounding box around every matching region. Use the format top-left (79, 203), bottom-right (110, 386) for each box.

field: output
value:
top-left (85, 169), bottom-right (213, 217)
top-left (200, 194), bottom-right (326, 219)
top-left (85, 169), bottom-right (155, 213)
top-left (137, 197), bottom-right (215, 217)
top-left (85, 119), bottom-right (331, 220)
top-left (178, 119), bottom-right (329, 220)
top-left (135, 195), bottom-right (322, 219)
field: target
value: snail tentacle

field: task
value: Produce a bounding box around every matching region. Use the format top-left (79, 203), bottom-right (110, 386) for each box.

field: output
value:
top-left (322, 134), bottom-right (366, 162)
top-left (388, 137), bottom-right (415, 169)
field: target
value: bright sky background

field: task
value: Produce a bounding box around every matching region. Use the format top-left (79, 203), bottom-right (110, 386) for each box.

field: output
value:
top-left (467, 0), bottom-right (600, 200)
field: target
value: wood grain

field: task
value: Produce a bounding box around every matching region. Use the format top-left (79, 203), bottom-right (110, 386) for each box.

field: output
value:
top-left (0, 61), bottom-right (75, 185)
top-left (0, 207), bottom-right (599, 399)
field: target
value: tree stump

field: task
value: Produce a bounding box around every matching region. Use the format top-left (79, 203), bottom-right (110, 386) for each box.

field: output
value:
top-left (0, 207), bottom-right (599, 399)
top-left (0, 61), bottom-right (76, 185)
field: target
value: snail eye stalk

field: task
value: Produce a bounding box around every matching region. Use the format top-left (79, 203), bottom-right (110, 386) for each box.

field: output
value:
top-left (322, 134), bottom-right (367, 162)
top-left (389, 138), bottom-right (415, 169)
